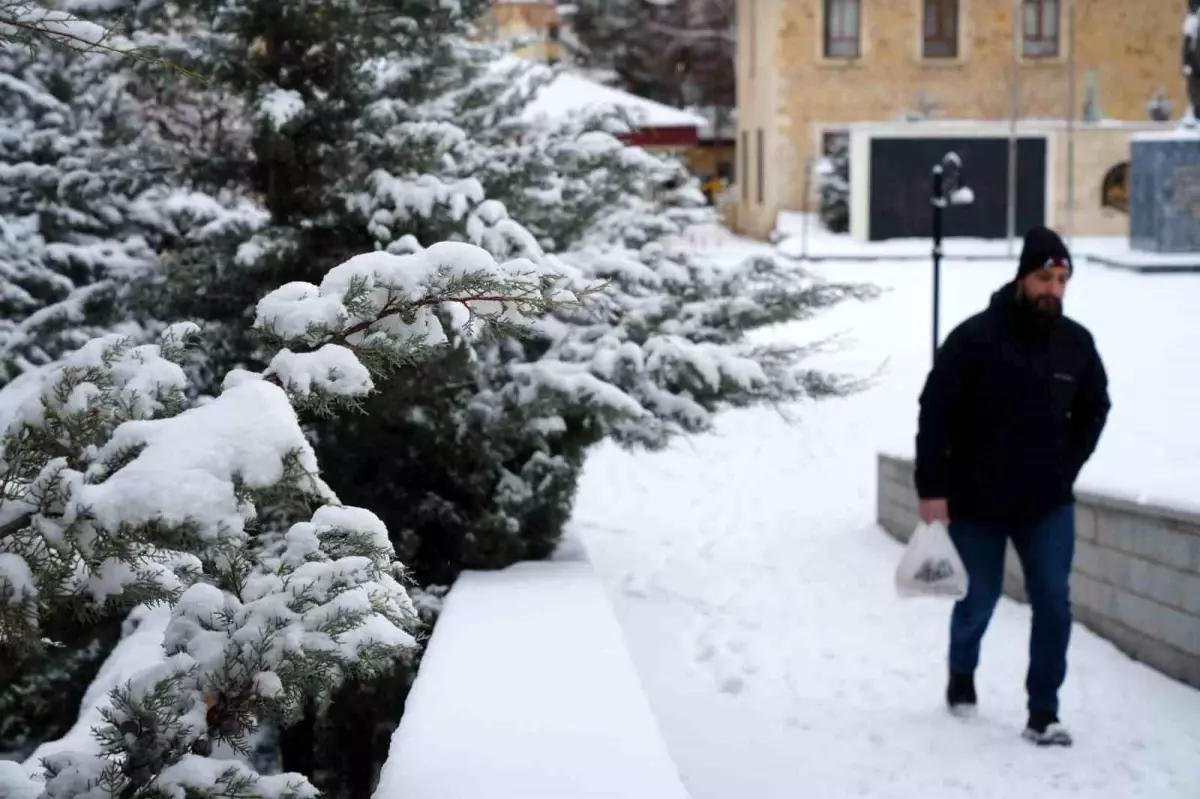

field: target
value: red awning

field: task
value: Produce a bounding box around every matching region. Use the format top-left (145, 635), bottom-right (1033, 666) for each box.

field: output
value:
top-left (620, 126), bottom-right (700, 148)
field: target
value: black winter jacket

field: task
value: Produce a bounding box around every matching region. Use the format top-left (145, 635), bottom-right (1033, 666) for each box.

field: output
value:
top-left (915, 281), bottom-right (1111, 527)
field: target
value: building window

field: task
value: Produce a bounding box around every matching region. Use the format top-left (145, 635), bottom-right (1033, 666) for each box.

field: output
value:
top-left (756, 128), bottom-right (764, 205)
top-left (823, 0), bottom-right (860, 59)
top-left (547, 23), bottom-right (560, 43)
top-left (1022, 0), bottom-right (1060, 58)
top-left (741, 131), bottom-right (749, 202)
top-left (923, 0), bottom-right (958, 59)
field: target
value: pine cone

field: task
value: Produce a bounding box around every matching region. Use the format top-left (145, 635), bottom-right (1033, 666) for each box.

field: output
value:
top-left (205, 700), bottom-right (225, 727)
top-left (218, 714), bottom-right (242, 736)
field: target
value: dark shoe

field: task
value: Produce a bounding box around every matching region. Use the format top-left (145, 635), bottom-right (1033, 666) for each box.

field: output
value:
top-left (1022, 708), bottom-right (1073, 746)
top-left (946, 673), bottom-right (977, 718)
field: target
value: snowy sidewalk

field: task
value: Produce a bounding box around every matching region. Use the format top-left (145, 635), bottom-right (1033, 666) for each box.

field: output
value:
top-left (570, 255), bottom-right (1200, 798)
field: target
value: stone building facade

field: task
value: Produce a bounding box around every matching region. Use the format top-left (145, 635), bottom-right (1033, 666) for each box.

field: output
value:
top-left (736, 0), bottom-right (1189, 238)
top-left (481, 0), bottom-right (563, 63)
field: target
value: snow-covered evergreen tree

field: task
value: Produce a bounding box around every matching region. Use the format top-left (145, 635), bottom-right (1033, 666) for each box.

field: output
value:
top-left (0, 7), bottom-right (262, 385)
top-left (288, 45), bottom-right (870, 578)
top-left (0, 33), bottom-right (144, 757)
top-left (0, 12), bottom-right (266, 759)
top-left (0, 243), bottom-right (579, 799)
top-left (818, 137), bottom-right (850, 234)
top-left (6, 0), bottom-right (872, 596)
top-left (0, 1), bottom-right (876, 789)
top-left (0, 43), bottom-right (155, 383)
top-left (0, 2), bottom-right (116, 53)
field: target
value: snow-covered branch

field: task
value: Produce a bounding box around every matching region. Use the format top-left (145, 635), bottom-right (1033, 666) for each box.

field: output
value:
top-left (0, 2), bottom-right (118, 52)
top-left (0, 242), bottom-right (586, 798)
top-left (254, 242), bottom-right (583, 415)
top-left (0, 2), bottom-right (209, 80)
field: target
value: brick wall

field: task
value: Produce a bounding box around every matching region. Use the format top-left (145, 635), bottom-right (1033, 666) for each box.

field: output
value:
top-left (733, 0), bottom-right (1188, 239)
top-left (877, 453), bottom-right (1200, 689)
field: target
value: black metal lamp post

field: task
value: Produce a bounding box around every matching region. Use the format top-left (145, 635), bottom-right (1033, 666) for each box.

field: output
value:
top-left (930, 152), bottom-right (973, 362)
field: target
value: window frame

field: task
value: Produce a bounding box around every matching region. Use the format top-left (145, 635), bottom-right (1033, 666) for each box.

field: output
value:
top-left (823, 0), bottom-right (861, 60)
top-left (922, 0), bottom-right (959, 60)
top-left (1021, 0), bottom-right (1061, 59)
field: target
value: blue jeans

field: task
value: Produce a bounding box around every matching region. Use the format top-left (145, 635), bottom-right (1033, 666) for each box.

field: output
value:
top-left (947, 504), bottom-right (1075, 713)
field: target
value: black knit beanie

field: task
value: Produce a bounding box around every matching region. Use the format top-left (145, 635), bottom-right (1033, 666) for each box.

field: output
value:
top-left (1017, 226), bottom-right (1072, 280)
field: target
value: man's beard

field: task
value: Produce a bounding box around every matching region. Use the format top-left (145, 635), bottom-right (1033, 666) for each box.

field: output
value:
top-left (1017, 291), bottom-right (1062, 321)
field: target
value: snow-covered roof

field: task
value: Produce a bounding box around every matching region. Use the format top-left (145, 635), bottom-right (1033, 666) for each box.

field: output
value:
top-left (514, 61), bottom-right (707, 130)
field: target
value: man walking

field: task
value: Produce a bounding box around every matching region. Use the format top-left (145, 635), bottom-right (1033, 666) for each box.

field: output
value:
top-left (915, 226), bottom-right (1111, 747)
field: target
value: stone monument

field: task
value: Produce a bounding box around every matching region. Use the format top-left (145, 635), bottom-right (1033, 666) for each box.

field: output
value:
top-left (1128, 2), bottom-right (1200, 254)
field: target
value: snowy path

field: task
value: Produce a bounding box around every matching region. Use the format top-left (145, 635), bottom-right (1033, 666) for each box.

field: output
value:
top-left (571, 249), bottom-right (1200, 798)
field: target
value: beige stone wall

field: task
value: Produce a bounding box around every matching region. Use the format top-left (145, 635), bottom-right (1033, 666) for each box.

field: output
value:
top-left (483, 2), bottom-right (563, 62)
top-left (734, 0), bottom-right (785, 238)
top-left (1046, 126), bottom-right (1148, 237)
top-left (736, 0), bottom-right (1187, 239)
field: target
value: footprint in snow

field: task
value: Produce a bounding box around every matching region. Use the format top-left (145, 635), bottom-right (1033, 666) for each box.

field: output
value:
top-left (619, 572), bottom-right (649, 598)
top-left (720, 675), bottom-right (746, 695)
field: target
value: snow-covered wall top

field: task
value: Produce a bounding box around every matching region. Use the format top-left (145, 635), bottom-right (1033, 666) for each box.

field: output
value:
top-left (372, 558), bottom-right (692, 799)
top-left (1131, 129), bottom-right (1200, 141)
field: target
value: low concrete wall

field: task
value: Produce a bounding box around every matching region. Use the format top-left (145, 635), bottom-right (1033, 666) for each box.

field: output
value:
top-left (877, 454), bottom-right (1200, 690)
top-left (373, 543), bottom-right (692, 799)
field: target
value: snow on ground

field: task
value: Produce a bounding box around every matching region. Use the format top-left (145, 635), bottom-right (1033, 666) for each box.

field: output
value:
top-left (373, 553), bottom-right (691, 799)
top-left (773, 212), bottom-right (1200, 270)
top-left (571, 239), bottom-right (1200, 799)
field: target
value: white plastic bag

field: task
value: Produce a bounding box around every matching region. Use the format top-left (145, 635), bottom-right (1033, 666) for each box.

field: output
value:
top-left (895, 521), bottom-right (969, 599)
